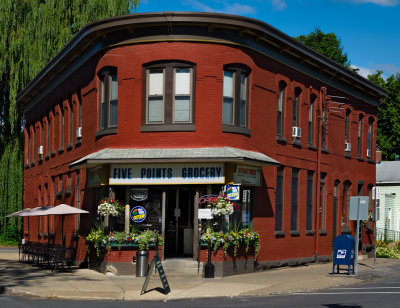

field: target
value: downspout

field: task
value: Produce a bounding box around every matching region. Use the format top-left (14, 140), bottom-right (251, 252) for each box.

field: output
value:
top-left (315, 87), bottom-right (326, 262)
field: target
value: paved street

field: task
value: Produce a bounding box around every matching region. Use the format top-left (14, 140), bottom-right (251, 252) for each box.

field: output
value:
top-left (1, 248), bottom-right (400, 304)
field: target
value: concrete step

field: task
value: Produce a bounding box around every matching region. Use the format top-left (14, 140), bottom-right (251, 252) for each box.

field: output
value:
top-left (161, 258), bottom-right (203, 277)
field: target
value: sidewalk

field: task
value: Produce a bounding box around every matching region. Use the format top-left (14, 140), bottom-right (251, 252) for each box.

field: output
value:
top-left (1, 248), bottom-right (400, 301)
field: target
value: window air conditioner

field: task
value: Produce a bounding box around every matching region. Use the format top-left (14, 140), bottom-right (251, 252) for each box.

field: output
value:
top-left (292, 127), bottom-right (301, 138)
top-left (367, 149), bottom-right (372, 157)
top-left (345, 142), bottom-right (351, 152)
top-left (76, 127), bottom-right (82, 139)
top-left (38, 145), bottom-right (44, 155)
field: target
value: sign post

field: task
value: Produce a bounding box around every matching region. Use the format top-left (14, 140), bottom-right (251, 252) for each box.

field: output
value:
top-left (372, 186), bottom-right (380, 269)
top-left (349, 196), bottom-right (369, 274)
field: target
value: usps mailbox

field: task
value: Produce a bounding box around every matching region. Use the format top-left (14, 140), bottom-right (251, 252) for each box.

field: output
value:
top-left (332, 234), bottom-right (355, 275)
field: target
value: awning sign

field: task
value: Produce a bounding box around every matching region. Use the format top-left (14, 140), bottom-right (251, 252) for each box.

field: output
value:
top-left (131, 206), bottom-right (147, 223)
top-left (110, 163), bottom-right (224, 185)
top-left (233, 165), bottom-right (261, 185)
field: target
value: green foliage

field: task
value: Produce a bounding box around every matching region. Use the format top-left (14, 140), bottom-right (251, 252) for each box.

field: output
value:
top-left (295, 27), bottom-right (351, 68)
top-left (0, 0), bottom-right (140, 240)
top-left (368, 71), bottom-right (400, 160)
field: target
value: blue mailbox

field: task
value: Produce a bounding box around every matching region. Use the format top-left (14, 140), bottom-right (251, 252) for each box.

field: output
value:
top-left (332, 234), bottom-right (355, 275)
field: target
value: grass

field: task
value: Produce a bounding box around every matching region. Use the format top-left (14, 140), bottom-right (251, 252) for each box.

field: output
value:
top-left (0, 239), bottom-right (19, 247)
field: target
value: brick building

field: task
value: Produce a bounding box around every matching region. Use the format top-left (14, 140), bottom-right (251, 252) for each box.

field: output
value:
top-left (17, 12), bottom-right (385, 274)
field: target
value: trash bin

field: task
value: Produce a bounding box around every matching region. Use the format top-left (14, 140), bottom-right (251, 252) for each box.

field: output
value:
top-left (332, 234), bottom-right (355, 275)
top-left (136, 250), bottom-right (149, 277)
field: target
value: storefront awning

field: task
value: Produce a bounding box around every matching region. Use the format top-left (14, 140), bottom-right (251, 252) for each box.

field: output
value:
top-left (69, 147), bottom-right (280, 169)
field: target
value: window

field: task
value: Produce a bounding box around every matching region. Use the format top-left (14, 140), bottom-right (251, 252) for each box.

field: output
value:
top-left (367, 117), bottom-right (374, 158)
top-left (306, 171), bottom-right (314, 230)
top-left (69, 104), bottom-right (73, 145)
top-left (40, 120), bottom-right (44, 155)
top-left (358, 114), bottom-right (363, 157)
top-left (47, 117), bottom-right (51, 156)
top-left (291, 168), bottom-right (299, 231)
top-left (321, 106), bottom-right (327, 149)
top-left (293, 87), bottom-right (301, 127)
top-left (99, 67), bottom-right (118, 130)
top-left (27, 128), bottom-right (31, 164)
top-left (342, 181), bottom-right (351, 226)
top-left (76, 171), bottom-right (81, 233)
top-left (60, 107), bottom-right (64, 151)
top-left (143, 62), bottom-right (195, 131)
top-left (277, 81), bottom-right (287, 137)
top-left (32, 126), bottom-right (36, 163)
top-left (345, 109), bottom-right (351, 143)
top-left (275, 167), bottom-right (284, 232)
top-left (308, 94), bottom-right (316, 145)
top-left (222, 64), bottom-right (250, 133)
top-left (320, 173), bottom-right (326, 230)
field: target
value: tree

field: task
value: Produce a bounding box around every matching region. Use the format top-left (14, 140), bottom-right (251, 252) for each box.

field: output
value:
top-left (368, 71), bottom-right (400, 160)
top-left (295, 27), bottom-right (351, 68)
top-left (0, 0), bottom-right (140, 242)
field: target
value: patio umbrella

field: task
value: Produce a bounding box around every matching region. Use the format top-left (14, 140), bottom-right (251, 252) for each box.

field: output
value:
top-left (6, 208), bottom-right (36, 217)
top-left (19, 206), bottom-right (52, 216)
top-left (44, 204), bottom-right (89, 245)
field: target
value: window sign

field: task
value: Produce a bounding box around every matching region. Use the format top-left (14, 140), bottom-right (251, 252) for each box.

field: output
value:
top-left (131, 206), bottom-right (147, 223)
top-left (198, 208), bottom-right (213, 220)
top-left (110, 163), bottom-right (224, 185)
top-left (226, 185), bottom-right (240, 200)
top-left (233, 165), bottom-right (261, 185)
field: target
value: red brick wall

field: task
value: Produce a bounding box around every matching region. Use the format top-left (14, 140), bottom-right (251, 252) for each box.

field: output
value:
top-left (23, 41), bottom-right (377, 263)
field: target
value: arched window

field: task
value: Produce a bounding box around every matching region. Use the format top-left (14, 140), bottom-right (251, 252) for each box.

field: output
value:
top-left (367, 117), bottom-right (374, 158)
top-left (358, 114), bottom-right (364, 157)
top-left (277, 81), bottom-right (287, 137)
top-left (308, 94), bottom-right (316, 145)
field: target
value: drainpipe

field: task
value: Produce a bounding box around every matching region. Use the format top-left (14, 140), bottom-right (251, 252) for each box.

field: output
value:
top-left (315, 87), bottom-right (326, 262)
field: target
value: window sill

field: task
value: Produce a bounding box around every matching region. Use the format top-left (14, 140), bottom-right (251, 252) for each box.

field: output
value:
top-left (367, 158), bottom-right (375, 164)
top-left (141, 124), bottom-right (196, 133)
top-left (292, 138), bottom-right (302, 148)
top-left (75, 139), bottom-right (82, 147)
top-left (274, 231), bottom-right (285, 237)
top-left (95, 128), bottom-right (117, 138)
top-left (57, 148), bottom-right (64, 154)
top-left (51, 151), bottom-right (56, 158)
top-left (276, 135), bottom-right (287, 144)
top-left (222, 125), bottom-right (251, 136)
top-left (66, 144), bottom-right (73, 151)
top-left (344, 152), bottom-right (352, 159)
top-left (290, 230), bottom-right (300, 236)
top-left (319, 229), bottom-right (328, 236)
top-left (357, 156), bottom-right (364, 162)
top-left (308, 144), bottom-right (317, 151)
top-left (305, 230), bottom-right (315, 236)
top-left (321, 147), bottom-right (329, 154)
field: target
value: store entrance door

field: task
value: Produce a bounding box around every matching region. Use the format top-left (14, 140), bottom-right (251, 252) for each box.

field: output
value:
top-left (164, 188), bottom-right (194, 258)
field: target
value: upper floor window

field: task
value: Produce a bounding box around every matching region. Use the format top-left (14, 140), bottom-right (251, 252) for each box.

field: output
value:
top-left (99, 67), bottom-right (118, 130)
top-left (308, 94), bottom-right (316, 145)
top-left (367, 117), bottom-right (374, 158)
top-left (47, 117), bottom-right (51, 156)
top-left (358, 114), bottom-right (363, 157)
top-left (321, 105), bottom-right (327, 149)
top-left (277, 81), bottom-right (287, 137)
top-left (69, 104), bottom-right (73, 146)
top-left (345, 109), bottom-right (351, 143)
top-left (222, 64), bottom-right (250, 133)
top-left (143, 62), bottom-right (195, 130)
top-left (293, 87), bottom-right (301, 128)
top-left (59, 107), bottom-right (64, 152)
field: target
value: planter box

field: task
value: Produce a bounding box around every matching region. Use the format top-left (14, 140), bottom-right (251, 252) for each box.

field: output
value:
top-left (87, 244), bottom-right (162, 276)
top-left (200, 245), bottom-right (255, 277)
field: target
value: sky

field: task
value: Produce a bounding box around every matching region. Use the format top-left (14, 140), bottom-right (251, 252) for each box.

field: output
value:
top-left (134, 0), bottom-right (400, 78)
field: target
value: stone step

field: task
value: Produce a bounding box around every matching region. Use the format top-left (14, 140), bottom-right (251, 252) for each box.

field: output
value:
top-left (160, 258), bottom-right (203, 276)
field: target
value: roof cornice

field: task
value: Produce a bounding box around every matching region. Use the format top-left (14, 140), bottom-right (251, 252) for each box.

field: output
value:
top-left (17, 11), bottom-right (387, 110)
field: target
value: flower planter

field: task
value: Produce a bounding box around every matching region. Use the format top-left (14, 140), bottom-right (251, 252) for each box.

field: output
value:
top-left (200, 245), bottom-right (255, 277)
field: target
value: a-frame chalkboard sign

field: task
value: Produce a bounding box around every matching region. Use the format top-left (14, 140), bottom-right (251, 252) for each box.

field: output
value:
top-left (140, 235), bottom-right (170, 295)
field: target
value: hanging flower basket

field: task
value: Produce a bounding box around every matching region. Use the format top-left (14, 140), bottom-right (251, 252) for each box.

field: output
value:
top-left (207, 195), bottom-right (234, 216)
top-left (97, 198), bottom-right (124, 217)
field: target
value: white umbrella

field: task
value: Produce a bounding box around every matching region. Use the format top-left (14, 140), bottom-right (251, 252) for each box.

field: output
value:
top-left (45, 204), bottom-right (89, 245)
top-left (19, 206), bottom-right (52, 217)
top-left (6, 208), bottom-right (36, 217)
